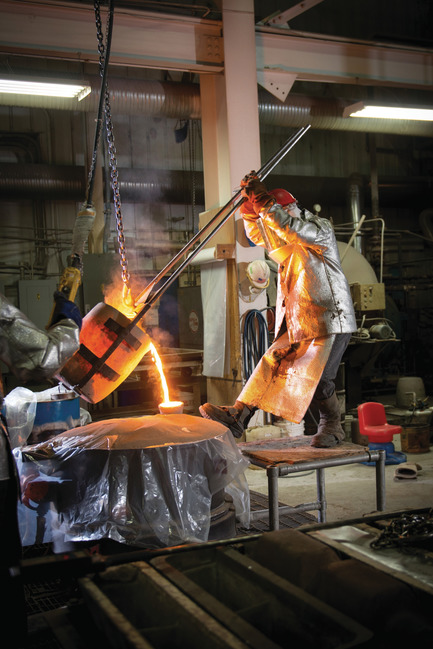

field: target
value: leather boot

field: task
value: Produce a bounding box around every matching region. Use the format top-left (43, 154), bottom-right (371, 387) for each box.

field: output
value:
top-left (199, 400), bottom-right (256, 438)
top-left (310, 392), bottom-right (345, 448)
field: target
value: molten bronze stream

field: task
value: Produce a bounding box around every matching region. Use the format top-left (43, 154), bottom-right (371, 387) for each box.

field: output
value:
top-left (56, 127), bottom-right (310, 404)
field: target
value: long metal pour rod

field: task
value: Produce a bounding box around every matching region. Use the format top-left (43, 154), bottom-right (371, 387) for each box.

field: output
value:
top-left (75, 125), bottom-right (310, 388)
top-left (134, 124), bottom-right (310, 307)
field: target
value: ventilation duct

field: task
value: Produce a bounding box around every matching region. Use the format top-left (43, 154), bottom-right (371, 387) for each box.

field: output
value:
top-left (0, 162), bottom-right (205, 204)
top-left (1, 164), bottom-right (428, 206)
top-left (0, 77), bottom-right (432, 137)
top-left (0, 162), bottom-right (85, 199)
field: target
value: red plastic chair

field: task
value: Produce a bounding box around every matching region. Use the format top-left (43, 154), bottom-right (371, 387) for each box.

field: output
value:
top-left (357, 402), bottom-right (402, 443)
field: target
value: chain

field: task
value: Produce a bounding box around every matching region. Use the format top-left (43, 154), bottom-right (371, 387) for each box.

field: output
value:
top-left (84, 0), bottom-right (105, 207)
top-left (370, 510), bottom-right (433, 560)
top-left (94, 0), bottom-right (132, 306)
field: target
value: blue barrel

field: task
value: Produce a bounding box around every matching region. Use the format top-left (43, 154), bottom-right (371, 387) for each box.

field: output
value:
top-left (30, 393), bottom-right (80, 444)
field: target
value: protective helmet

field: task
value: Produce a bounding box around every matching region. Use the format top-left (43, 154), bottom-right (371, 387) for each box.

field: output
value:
top-left (246, 259), bottom-right (270, 290)
top-left (269, 188), bottom-right (296, 207)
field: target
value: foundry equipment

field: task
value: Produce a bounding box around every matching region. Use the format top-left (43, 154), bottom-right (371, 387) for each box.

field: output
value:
top-left (56, 125), bottom-right (311, 404)
top-left (16, 414), bottom-right (250, 549)
top-left (18, 509), bottom-right (433, 647)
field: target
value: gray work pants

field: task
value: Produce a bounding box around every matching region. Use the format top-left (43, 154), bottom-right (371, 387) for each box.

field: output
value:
top-left (313, 332), bottom-right (352, 401)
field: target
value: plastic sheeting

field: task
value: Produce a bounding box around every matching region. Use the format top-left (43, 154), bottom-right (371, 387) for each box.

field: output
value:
top-left (3, 385), bottom-right (85, 449)
top-left (14, 414), bottom-right (250, 549)
top-left (200, 262), bottom-right (228, 378)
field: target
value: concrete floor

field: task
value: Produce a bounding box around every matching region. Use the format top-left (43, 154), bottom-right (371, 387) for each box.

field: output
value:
top-left (244, 433), bottom-right (433, 524)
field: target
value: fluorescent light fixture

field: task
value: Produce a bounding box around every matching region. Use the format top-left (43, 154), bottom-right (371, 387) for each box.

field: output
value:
top-left (343, 101), bottom-right (433, 121)
top-left (0, 78), bottom-right (91, 101)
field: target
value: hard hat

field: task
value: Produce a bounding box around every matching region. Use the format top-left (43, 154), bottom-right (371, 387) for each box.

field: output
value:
top-left (269, 188), bottom-right (296, 207)
top-left (246, 259), bottom-right (270, 290)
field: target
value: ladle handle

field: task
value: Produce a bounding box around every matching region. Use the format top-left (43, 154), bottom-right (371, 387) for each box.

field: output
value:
top-left (71, 125), bottom-right (311, 391)
top-left (134, 124), bottom-right (311, 306)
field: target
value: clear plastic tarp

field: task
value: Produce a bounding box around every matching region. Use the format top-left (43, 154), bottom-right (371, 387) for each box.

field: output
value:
top-left (14, 414), bottom-right (250, 549)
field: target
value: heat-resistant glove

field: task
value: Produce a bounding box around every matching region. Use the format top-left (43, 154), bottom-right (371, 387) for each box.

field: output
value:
top-left (49, 291), bottom-right (82, 330)
top-left (240, 171), bottom-right (275, 215)
top-left (239, 198), bottom-right (256, 218)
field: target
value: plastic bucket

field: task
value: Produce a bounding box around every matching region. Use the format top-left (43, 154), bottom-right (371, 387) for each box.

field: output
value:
top-left (400, 425), bottom-right (430, 453)
top-left (274, 419), bottom-right (305, 438)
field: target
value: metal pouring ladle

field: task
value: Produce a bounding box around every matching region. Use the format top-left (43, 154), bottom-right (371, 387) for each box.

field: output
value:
top-left (57, 125), bottom-right (311, 403)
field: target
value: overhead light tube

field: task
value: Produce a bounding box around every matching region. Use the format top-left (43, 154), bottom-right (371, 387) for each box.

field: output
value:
top-left (0, 78), bottom-right (91, 100)
top-left (343, 101), bottom-right (433, 121)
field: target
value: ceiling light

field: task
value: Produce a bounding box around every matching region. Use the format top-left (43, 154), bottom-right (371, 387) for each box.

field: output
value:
top-left (343, 101), bottom-right (433, 121)
top-left (0, 78), bottom-right (91, 100)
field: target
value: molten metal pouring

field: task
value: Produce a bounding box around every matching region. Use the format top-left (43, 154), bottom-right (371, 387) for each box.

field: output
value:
top-left (56, 126), bottom-right (311, 404)
top-left (150, 343), bottom-right (184, 414)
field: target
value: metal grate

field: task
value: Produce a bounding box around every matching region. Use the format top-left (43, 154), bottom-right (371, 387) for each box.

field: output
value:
top-left (236, 490), bottom-right (316, 534)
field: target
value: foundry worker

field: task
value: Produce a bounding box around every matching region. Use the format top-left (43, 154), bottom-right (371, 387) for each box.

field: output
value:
top-left (0, 290), bottom-right (81, 644)
top-left (200, 172), bottom-right (357, 448)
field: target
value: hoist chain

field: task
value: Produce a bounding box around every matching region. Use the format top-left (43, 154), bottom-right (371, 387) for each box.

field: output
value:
top-left (84, 2), bottom-right (104, 206)
top-left (94, 0), bottom-right (132, 304)
top-left (370, 509), bottom-right (433, 561)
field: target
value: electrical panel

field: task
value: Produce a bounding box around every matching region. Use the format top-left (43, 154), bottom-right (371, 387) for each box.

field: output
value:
top-left (350, 282), bottom-right (386, 312)
top-left (178, 286), bottom-right (203, 349)
top-left (18, 279), bottom-right (59, 330)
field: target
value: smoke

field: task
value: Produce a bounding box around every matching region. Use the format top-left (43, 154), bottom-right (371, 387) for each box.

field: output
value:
top-left (102, 260), bottom-right (176, 352)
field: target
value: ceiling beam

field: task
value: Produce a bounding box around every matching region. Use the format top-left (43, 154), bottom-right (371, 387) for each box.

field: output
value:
top-left (0, 1), bottom-right (224, 73)
top-left (256, 27), bottom-right (433, 90)
top-left (260, 1), bottom-right (325, 27)
top-left (0, 1), bottom-right (432, 91)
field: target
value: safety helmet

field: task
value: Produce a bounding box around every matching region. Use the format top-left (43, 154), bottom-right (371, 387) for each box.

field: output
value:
top-left (246, 259), bottom-right (270, 290)
top-left (269, 188), bottom-right (296, 207)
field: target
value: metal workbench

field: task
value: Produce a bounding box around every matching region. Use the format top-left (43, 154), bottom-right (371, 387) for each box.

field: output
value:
top-left (239, 439), bottom-right (386, 529)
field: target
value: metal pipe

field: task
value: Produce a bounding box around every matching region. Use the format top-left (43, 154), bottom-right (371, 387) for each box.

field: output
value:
top-left (348, 174), bottom-right (364, 253)
top-left (340, 214), bottom-right (366, 263)
top-left (268, 466), bottom-right (280, 530)
top-left (344, 216), bottom-right (385, 283)
top-left (251, 448), bottom-right (386, 530)
top-left (316, 467), bottom-right (327, 523)
top-left (375, 449), bottom-right (386, 511)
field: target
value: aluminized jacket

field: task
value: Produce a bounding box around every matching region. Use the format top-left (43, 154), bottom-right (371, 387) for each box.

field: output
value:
top-left (243, 203), bottom-right (357, 343)
top-left (0, 292), bottom-right (80, 389)
top-left (0, 292), bottom-right (80, 482)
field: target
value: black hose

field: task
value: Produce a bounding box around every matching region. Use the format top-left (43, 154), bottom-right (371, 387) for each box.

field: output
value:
top-left (242, 310), bottom-right (269, 380)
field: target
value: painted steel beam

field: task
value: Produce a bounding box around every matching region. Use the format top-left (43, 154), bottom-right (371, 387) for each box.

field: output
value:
top-left (0, 1), bottom-right (224, 73)
top-left (256, 27), bottom-right (433, 90)
top-left (0, 1), bottom-right (431, 90)
top-left (261, 0), bottom-right (325, 26)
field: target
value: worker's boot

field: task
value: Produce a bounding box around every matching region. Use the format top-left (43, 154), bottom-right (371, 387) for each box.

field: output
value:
top-left (310, 392), bottom-right (345, 448)
top-left (199, 400), bottom-right (256, 438)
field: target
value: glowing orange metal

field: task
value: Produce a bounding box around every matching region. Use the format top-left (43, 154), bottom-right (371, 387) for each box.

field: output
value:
top-left (150, 343), bottom-right (183, 413)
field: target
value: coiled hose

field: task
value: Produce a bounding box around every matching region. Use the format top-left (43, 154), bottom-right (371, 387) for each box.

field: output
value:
top-left (242, 309), bottom-right (270, 380)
